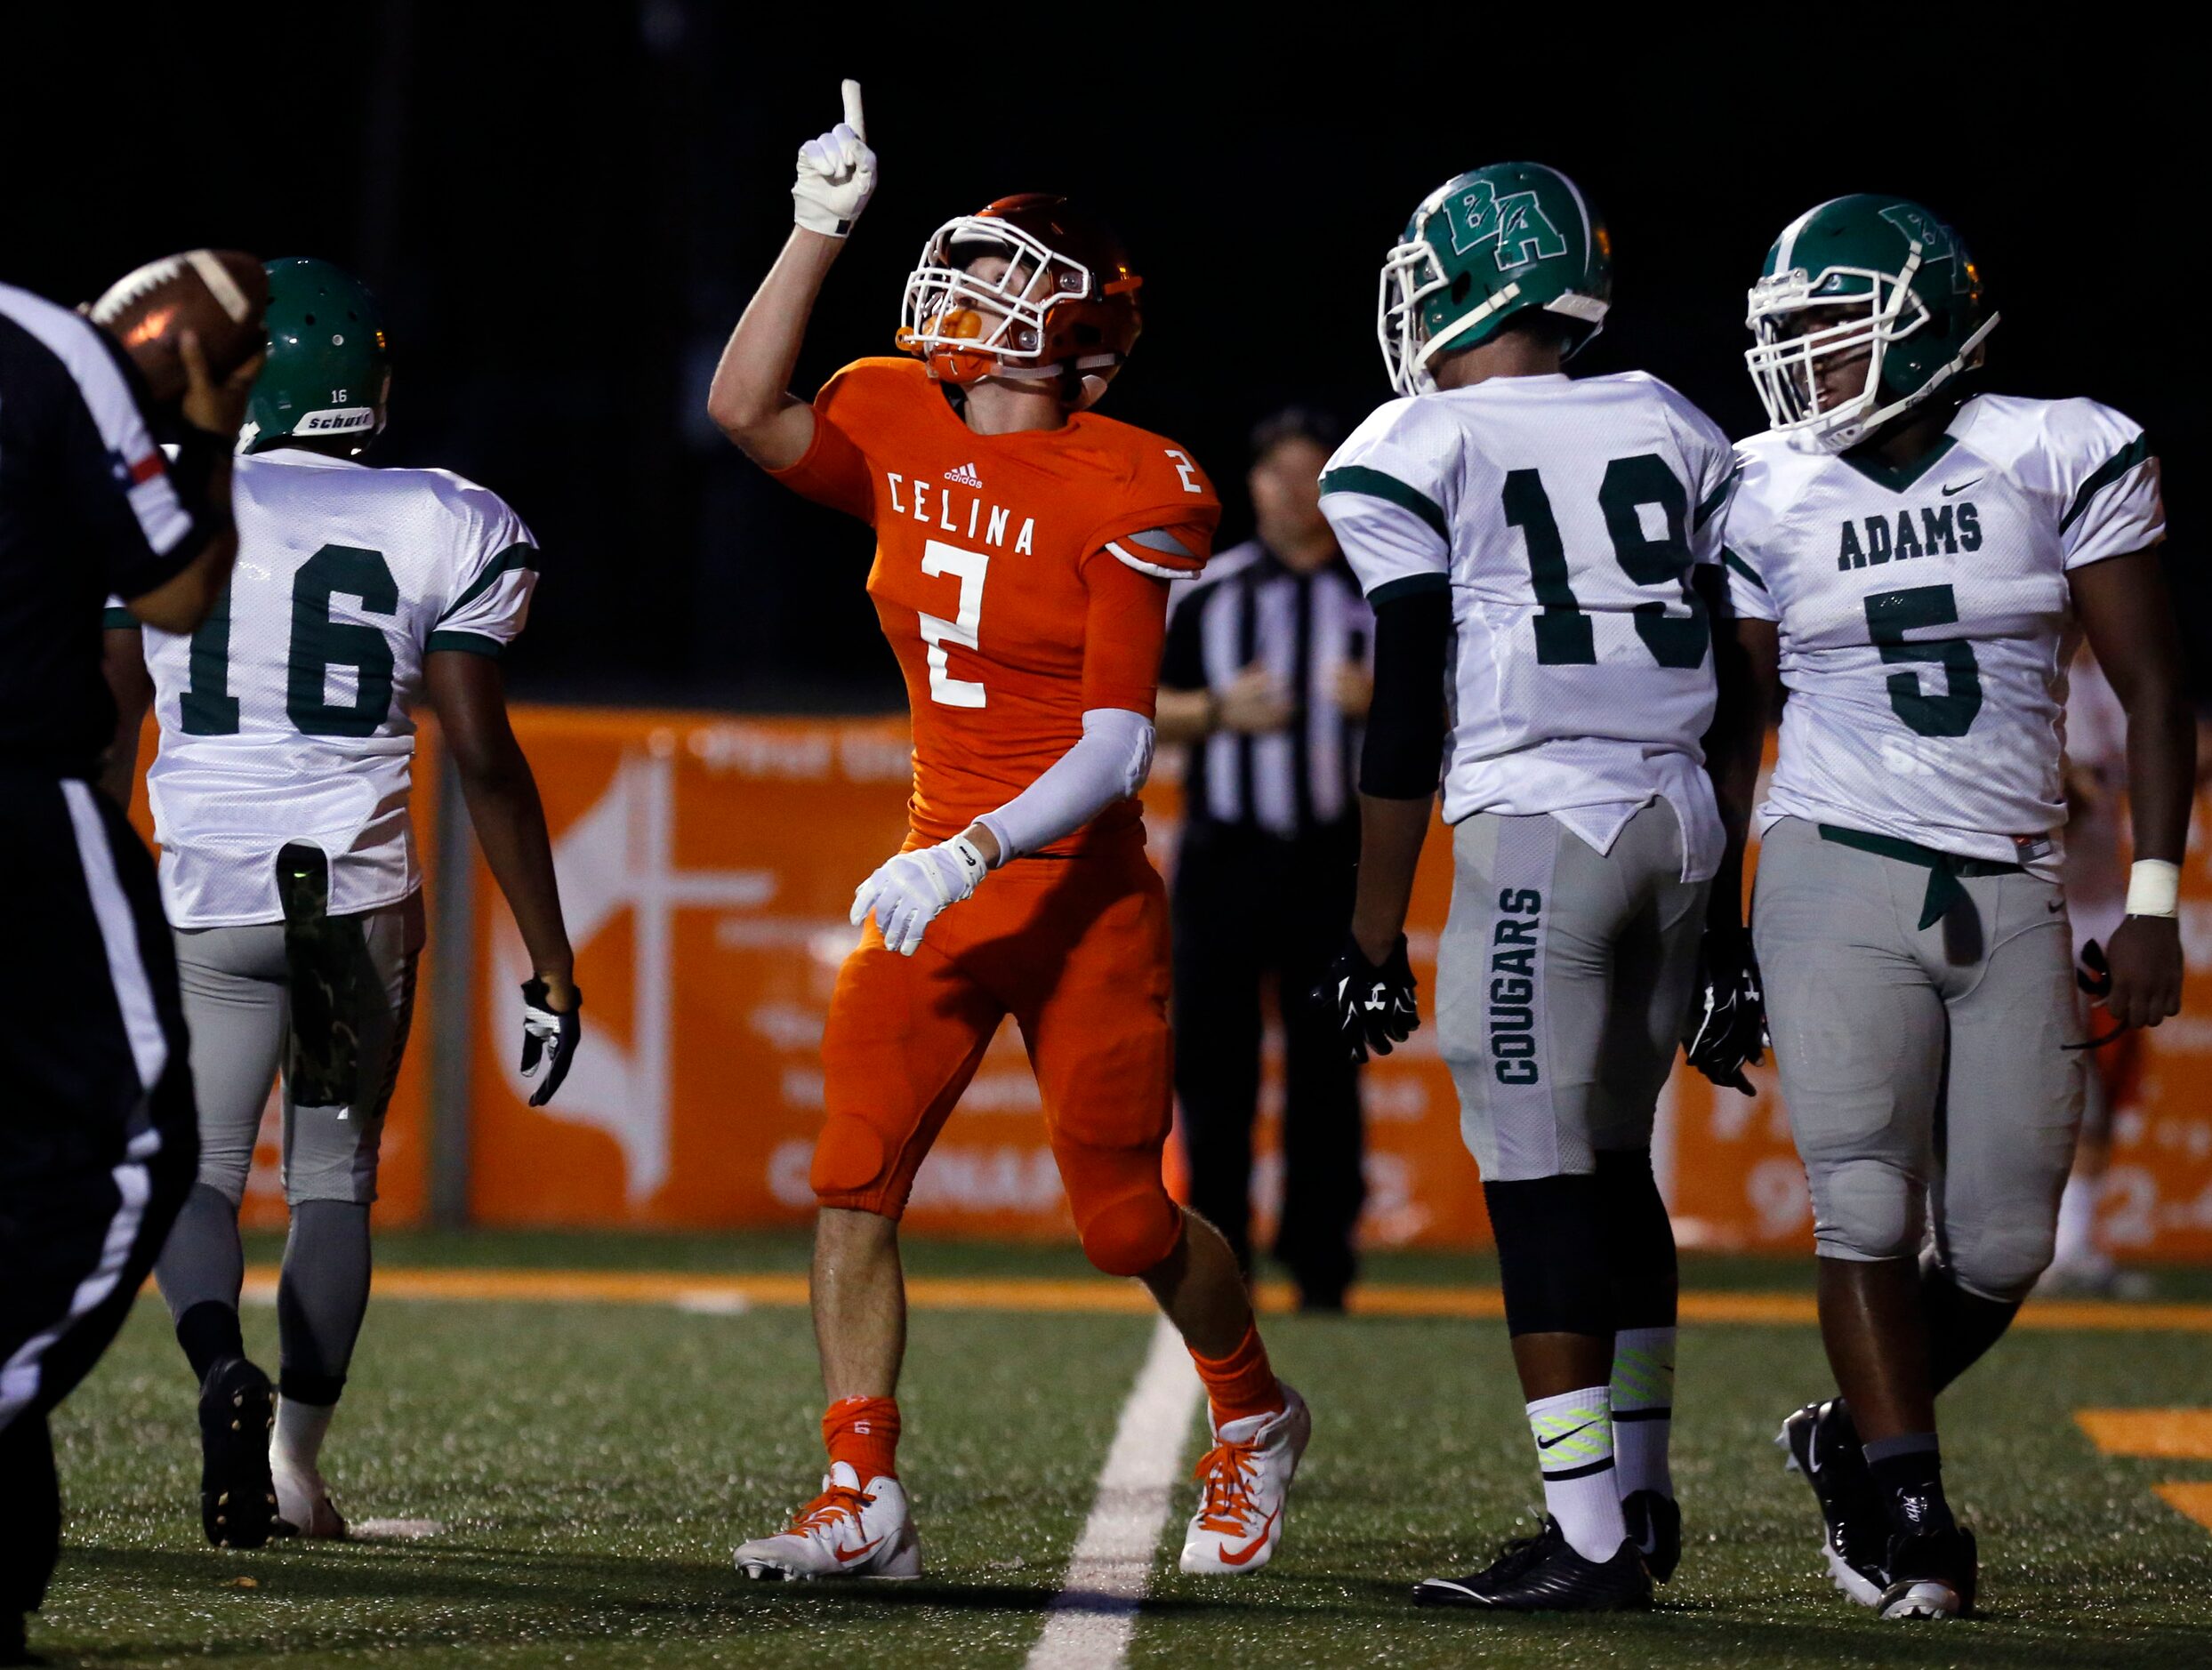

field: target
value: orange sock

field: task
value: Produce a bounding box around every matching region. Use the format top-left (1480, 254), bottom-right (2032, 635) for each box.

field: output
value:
top-left (822, 1395), bottom-right (901, 1482)
top-left (1190, 1323), bottom-right (1283, 1427)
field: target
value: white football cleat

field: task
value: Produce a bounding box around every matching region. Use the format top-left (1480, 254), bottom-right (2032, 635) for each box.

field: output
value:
top-left (270, 1459), bottom-right (348, 1539)
top-left (1178, 1383), bottom-right (1310, 1575)
top-left (734, 1462), bottom-right (922, 1581)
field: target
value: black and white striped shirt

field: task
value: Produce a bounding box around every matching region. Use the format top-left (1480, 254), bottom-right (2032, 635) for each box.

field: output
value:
top-left (0, 282), bottom-right (214, 775)
top-left (1161, 539), bottom-right (1373, 838)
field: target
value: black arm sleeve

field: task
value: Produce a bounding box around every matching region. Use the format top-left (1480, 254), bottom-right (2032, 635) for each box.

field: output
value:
top-left (1359, 579), bottom-right (1451, 799)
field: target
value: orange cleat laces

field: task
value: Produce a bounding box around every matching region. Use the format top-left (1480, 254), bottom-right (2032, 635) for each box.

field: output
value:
top-left (1192, 1437), bottom-right (1263, 1534)
top-left (790, 1481), bottom-right (874, 1535)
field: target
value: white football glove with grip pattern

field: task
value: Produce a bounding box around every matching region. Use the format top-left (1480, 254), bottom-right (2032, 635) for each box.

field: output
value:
top-left (852, 836), bottom-right (989, 957)
top-left (792, 80), bottom-right (876, 238)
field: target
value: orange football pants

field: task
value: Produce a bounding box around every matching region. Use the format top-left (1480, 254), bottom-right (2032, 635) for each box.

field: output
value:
top-left (812, 837), bottom-right (1183, 1277)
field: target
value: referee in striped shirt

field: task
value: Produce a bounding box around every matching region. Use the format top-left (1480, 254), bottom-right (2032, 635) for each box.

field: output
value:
top-left (1, 279), bottom-right (244, 1664)
top-left (1159, 408), bottom-right (1374, 1311)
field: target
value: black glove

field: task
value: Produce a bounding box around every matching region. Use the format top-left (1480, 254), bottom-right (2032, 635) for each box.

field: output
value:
top-left (1317, 934), bottom-right (1420, 1064)
top-left (1682, 928), bottom-right (1766, 1094)
top-left (520, 978), bottom-right (583, 1107)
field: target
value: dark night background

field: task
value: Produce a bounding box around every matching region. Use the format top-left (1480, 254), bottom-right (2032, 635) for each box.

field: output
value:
top-left (9, 16), bottom-right (2200, 706)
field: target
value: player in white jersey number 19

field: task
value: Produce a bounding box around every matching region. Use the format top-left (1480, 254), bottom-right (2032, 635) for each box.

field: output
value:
top-left (101, 259), bottom-right (584, 1549)
top-left (1713, 193), bottom-right (2191, 1621)
top-left (1319, 161), bottom-right (1753, 1613)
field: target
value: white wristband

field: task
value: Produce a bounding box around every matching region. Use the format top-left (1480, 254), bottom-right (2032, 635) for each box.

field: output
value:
top-left (2126, 859), bottom-right (2181, 919)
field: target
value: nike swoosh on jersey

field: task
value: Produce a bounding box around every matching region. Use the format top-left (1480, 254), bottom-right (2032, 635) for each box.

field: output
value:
top-left (1940, 478), bottom-right (1983, 495)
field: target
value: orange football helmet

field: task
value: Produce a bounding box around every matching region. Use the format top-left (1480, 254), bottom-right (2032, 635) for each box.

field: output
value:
top-left (897, 194), bottom-right (1142, 405)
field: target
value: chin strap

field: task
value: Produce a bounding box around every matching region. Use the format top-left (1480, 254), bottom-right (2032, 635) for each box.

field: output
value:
top-left (1815, 289), bottom-right (2000, 454)
top-left (1417, 282), bottom-right (1522, 380)
top-left (942, 353), bottom-right (1121, 412)
top-left (1856, 311), bottom-right (2000, 445)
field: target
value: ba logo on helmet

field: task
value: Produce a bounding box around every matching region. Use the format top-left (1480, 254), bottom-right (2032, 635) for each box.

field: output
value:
top-left (1445, 182), bottom-right (1568, 271)
top-left (1877, 204), bottom-right (1970, 292)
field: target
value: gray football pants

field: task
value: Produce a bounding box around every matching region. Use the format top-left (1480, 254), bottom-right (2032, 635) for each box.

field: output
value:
top-left (1754, 817), bottom-right (2084, 1303)
top-left (173, 890), bottom-right (424, 1209)
top-left (1438, 800), bottom-right (1708, 1180)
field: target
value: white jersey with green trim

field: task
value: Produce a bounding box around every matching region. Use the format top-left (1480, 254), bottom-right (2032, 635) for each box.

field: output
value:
top-left (123, 446), bottom-right (537, 927)
top-left (1317, 372), bottom-right (1735, 880)
top-left (1722, 393), bottom-right (2162, 881)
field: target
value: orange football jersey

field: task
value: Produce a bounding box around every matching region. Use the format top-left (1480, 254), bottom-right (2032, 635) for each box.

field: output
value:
top-left (771, 357), bottom-right (1220, 852)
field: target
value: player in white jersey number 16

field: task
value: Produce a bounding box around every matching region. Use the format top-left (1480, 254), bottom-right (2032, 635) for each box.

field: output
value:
top-left (101, 256), bottom-right (583, 1552)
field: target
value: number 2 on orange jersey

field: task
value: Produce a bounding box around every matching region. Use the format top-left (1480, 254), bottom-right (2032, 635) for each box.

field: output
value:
top-left (920, 540), bottom-right (989, 708)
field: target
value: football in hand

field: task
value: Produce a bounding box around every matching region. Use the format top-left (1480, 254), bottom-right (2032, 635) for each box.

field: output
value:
top-left (87, 250), bottom-right (267, 405)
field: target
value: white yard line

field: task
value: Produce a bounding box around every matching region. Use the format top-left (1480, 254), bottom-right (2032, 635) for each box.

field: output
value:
top-left (1025, 1316), bottom-right (1203, 1670)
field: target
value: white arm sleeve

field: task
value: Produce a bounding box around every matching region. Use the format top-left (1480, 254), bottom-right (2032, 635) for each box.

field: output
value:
top-left (975, 707), bottom-right (1155, 863)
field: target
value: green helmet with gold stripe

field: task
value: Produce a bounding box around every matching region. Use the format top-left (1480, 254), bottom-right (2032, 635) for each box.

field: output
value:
top-left (1377, 162), bottom-right (1612, 397)
top-left (243, 258), bottom-right (391, 455)
top-left (1743, 194), bottom-right (1998, 452)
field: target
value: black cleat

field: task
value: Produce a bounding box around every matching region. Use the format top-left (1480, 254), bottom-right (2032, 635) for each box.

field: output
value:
top-left (1878, 1525), bottom-right (1977, 1619)
top-left (1621, 1489), bottom-right (1681, 1582)
top-left (1412, 1518), bottom-right (1653, 1612)
top-left (197, 1356), bottom-right (279, 1550)
top-left (1778, 1398), bottom-right (1888, 1605)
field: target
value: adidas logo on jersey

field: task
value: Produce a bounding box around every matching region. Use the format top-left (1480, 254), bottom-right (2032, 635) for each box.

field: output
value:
top-left (1837, 501), bottom-right (1982, 570)
top-left (944, 462), bottom-right (982, 488)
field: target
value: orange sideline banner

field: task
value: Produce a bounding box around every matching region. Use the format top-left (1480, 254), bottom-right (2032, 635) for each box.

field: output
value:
top-left (448, 707), bottom-right (2212, 1259)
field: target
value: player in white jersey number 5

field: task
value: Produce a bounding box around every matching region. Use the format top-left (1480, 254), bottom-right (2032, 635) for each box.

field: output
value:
top-left (1318, 163), bottom-right (1749, 1611)
top-left (1712, 196), bottom-right (2192, 1620)
top-left (101, 260), bottom-right (583, 1547)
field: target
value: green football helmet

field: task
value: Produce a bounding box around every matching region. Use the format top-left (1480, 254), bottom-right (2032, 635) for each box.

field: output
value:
top-left (1377, 162), bottom-right (1611, 397)
top-left (243, 258), bottom-right (390, 454)
top-left (1743, 194), bottom-right (1997, 451)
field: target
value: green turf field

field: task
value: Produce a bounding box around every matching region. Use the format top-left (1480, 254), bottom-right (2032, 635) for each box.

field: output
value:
top-left (28, 1232), bottom-right (2212, 1668)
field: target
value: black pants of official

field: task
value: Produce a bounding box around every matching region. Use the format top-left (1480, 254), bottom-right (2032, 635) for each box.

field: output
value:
top-left (0, 773), bottom-right (196, 1622)
top-left (1172, 820), bottom-right (1363, 1304)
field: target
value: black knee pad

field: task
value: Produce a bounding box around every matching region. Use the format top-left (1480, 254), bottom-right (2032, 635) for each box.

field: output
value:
top-left (1595, 1148), bottom-right (1678, 1330)
top-left (1484, 1175), bottom-right (1614, 1338)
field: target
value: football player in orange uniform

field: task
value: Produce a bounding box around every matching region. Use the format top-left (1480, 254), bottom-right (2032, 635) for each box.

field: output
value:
top-left (705, 83), bottom-right (1309, 1583)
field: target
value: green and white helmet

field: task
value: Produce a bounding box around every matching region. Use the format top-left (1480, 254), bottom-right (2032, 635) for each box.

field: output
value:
top-left (1743, 194), bottom-right (1998, 451)
top-left (1377, 161), bottom-right (1611, 397)
top-left (242, 258), bottom-right (391, 454)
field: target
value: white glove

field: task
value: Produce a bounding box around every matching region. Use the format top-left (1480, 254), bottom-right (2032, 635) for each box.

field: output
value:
top-left (851, 836), bottom-right (988, 956)
top-left (792, 79), bottom-right (876, 238)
